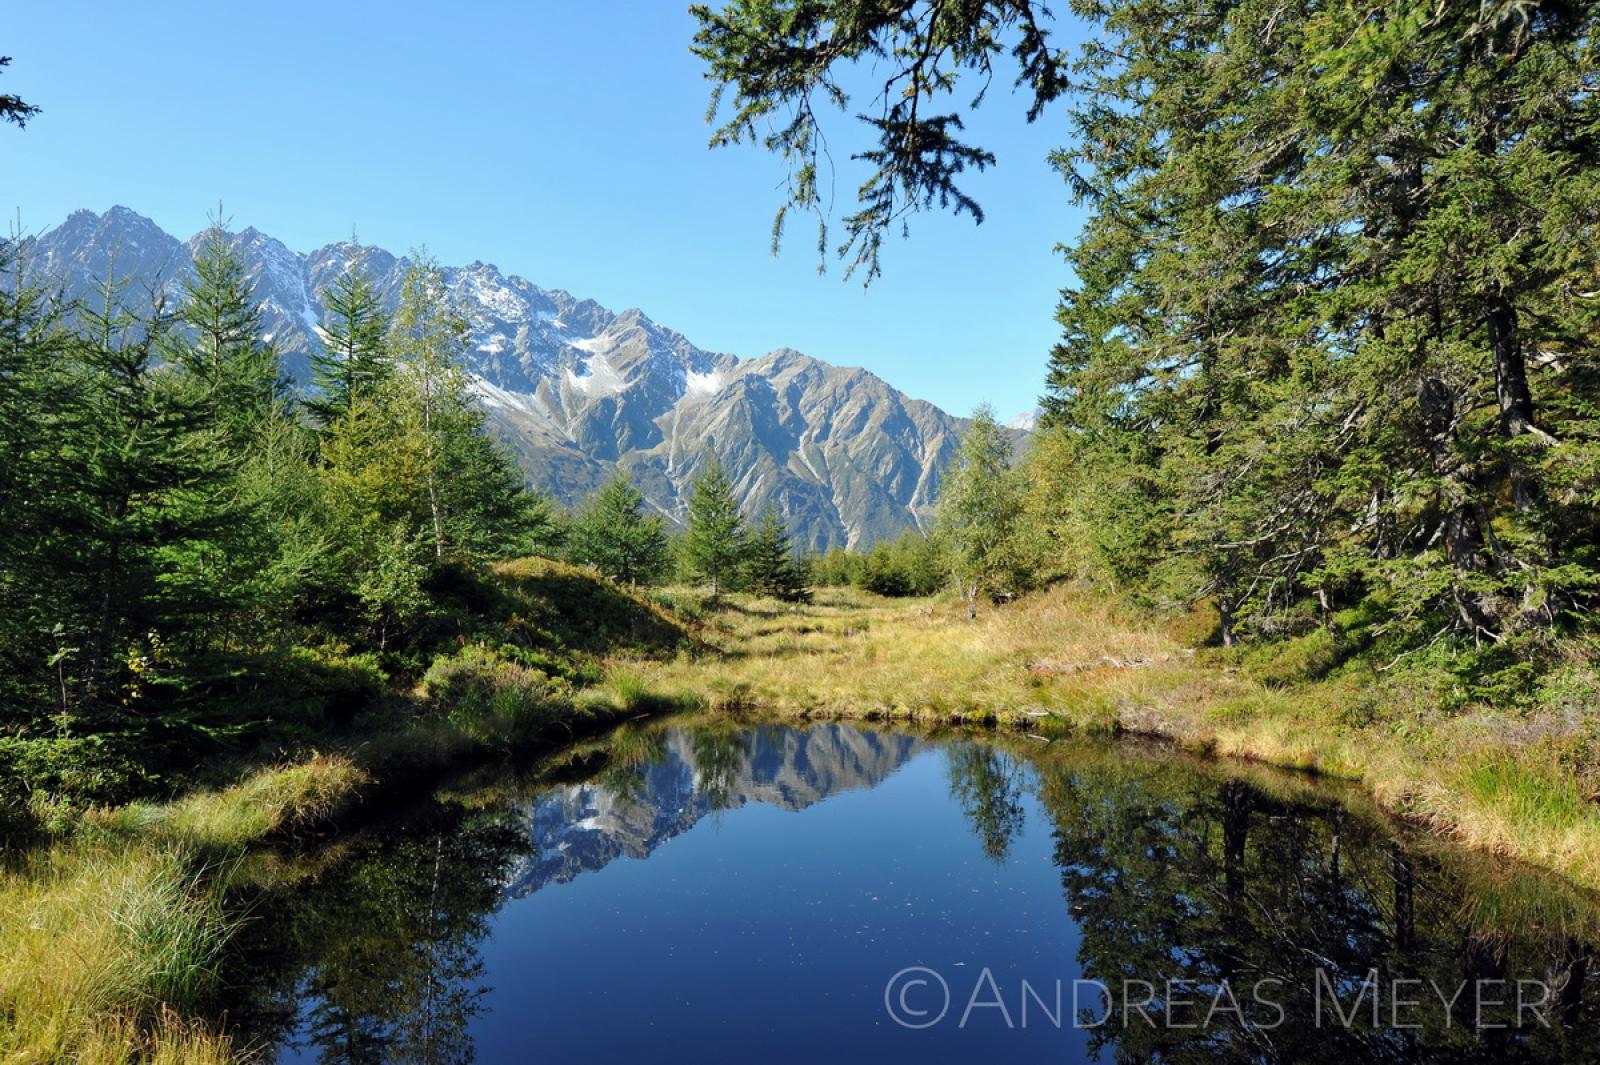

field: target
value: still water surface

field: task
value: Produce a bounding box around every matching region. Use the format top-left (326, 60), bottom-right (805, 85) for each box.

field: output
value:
top-left (222, 720), bottom-right (1600, 1063)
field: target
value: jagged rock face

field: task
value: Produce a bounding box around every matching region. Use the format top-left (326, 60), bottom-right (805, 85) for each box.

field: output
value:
top-left (25, 207), bottom-right (985, 548)
top-left (503, 723), bottom-right (928, 898)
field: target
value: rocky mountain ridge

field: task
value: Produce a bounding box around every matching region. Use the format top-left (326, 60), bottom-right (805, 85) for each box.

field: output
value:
top-left (504, 724), bottom-right (927, 897)
top-left (24, 206), bottom-right (989, 548)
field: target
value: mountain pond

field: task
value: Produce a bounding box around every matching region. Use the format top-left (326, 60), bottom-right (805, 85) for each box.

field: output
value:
top-left (216, 719), bottom-right (1600, 1063)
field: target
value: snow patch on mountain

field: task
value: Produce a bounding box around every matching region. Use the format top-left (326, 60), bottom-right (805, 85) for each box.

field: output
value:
top-left (684, 369), bottom-right (723, 397)
top-left (1009, 408), bottom-right (1041, 431)
top-left (472, 376), bottom-right (552, 419)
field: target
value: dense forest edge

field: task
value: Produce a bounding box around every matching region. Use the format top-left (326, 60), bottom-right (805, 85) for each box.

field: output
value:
top-left (6, 1), bottom-right (1600, 1060)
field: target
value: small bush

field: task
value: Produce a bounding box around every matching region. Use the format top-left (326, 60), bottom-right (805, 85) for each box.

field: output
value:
top-left (423, 644), bottom-right (564, 742)
top-left (0, 734), bottom-right (159, 805)
top-left (284, 644), bottom-right (387, 723)
top-left (1243, 627), bottom-right (1342, 688)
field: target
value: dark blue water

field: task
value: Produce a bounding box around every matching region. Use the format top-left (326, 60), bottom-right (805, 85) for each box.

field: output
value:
top-left (227, 721), bottom-right (1600, 1063)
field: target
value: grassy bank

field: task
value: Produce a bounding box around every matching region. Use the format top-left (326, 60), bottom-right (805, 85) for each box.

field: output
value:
top-left (629, 584), bottom-right (1600, 892)
top-left (0, 757), bottom-right (356, 1064)
top-left (0, 556), bottom-right (700, 1064)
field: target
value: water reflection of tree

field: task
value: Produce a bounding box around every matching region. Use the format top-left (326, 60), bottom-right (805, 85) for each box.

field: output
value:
top-left (1031, 754), bottom-right (1600, 1063)
top-left (227, 807), bottom-right (530, 1065)
top-left (689, 726), bottom-right (750, 810)
top-left (945, 741), bottom-right (1028, 862)
top-left (591, 723), bottom-right (670, 808)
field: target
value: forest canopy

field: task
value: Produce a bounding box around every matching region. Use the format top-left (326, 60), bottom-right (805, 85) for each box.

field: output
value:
top-left (694, 0), bottom-right (1600, 683)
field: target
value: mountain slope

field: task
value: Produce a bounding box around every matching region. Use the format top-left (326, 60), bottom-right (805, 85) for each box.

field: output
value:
top-left (25, 206), bottom-right (982, 548)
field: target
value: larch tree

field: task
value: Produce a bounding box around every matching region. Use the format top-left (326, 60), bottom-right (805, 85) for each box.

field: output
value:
top-left (938, 406), bottom-right (1027, 615)
top-left (388, 253), bottom-right (471, 559)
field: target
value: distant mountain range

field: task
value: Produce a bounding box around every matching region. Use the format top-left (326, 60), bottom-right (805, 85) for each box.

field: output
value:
top-left (23, 206), bottom-right (1010, 548)
top-left (504, 723), bottom-right (927, 898)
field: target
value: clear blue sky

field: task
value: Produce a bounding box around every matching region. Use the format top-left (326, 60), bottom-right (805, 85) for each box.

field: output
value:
top-left (3, 2), bottom-right (1087, 421)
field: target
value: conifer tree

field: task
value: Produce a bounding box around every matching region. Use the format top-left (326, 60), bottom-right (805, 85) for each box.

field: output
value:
top-left (308, 266), bottom-right (391, 427)
top-left (166, 220), bottom-right (309, 647)
top-left (0, 237), bottom-right (71, 711)
top-left (682, 456), bottom-right (746, 598)
top-left (315, 385), bottom-right (436, 646)
top-left (170, 221), bottom-right (287, 447)
top-left (0, 56), bottom-right (40, 129)
top-left (59, 278), bottom-right (235, 711)
top-left (438, 407), bottom-right (562, 559)
top-left (568, 473), bottom-right (670, 586)
top-left (745, 506), bottom-right (811, 603)
top-left (860, 530), bottom-right (946, 598)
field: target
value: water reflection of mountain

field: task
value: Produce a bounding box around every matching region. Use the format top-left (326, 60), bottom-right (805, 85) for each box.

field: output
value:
top-left (503, 724), bottom-right (925, 898)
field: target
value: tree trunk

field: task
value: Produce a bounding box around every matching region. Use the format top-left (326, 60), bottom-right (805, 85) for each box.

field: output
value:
top-left (428, 477), bottom-right (444, 559)
top-left (1552, 938), bottom-right (1590, 1025)
top-left (1487, 294), bottom-right (1545, 511)
top-left (88, 528), bottom-right (125, 705)
top-left (1488, 295), bottom-right (1536, 438)
top-left (1418, 377), bottom-right (1495, 633)
top-left (1221, 781), bottom-right (1250, 905)
top-left (1391, 844), bottom-right (1414, 950)
top-left (1217, 598), bottom-right (1235, 648)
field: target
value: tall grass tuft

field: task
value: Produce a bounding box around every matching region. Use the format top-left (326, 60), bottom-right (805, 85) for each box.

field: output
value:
top-left (89, 754), bottom-right (368, 851)
top-left (0, 842), bottom-right (236, 1063)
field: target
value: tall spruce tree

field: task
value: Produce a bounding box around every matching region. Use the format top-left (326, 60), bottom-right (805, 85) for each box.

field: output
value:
top-left (167, 220), bottom-right (305, 648)
top-left (58, 278), bottom-right (236, 713)
top-left (682, 456), bottom-right (746, 598)
top-left (438, 404), bottom-right (562, 559)
top-left (308, 266), bottom-right (391, 427)
top-left (745, 506), bottom-right (811, 603)
top-left (0, 237), bottom-right (71, 714)
top-left (568, 473), bottom-right (670, 586)
top-left (170, 221), bottom-right (287, 447)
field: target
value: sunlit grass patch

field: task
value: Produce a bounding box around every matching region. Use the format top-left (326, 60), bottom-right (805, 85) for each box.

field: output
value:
top-left (0, 842), bottom-right (235, 1064)
top-left (87, 755), bottom-right (368, 852)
